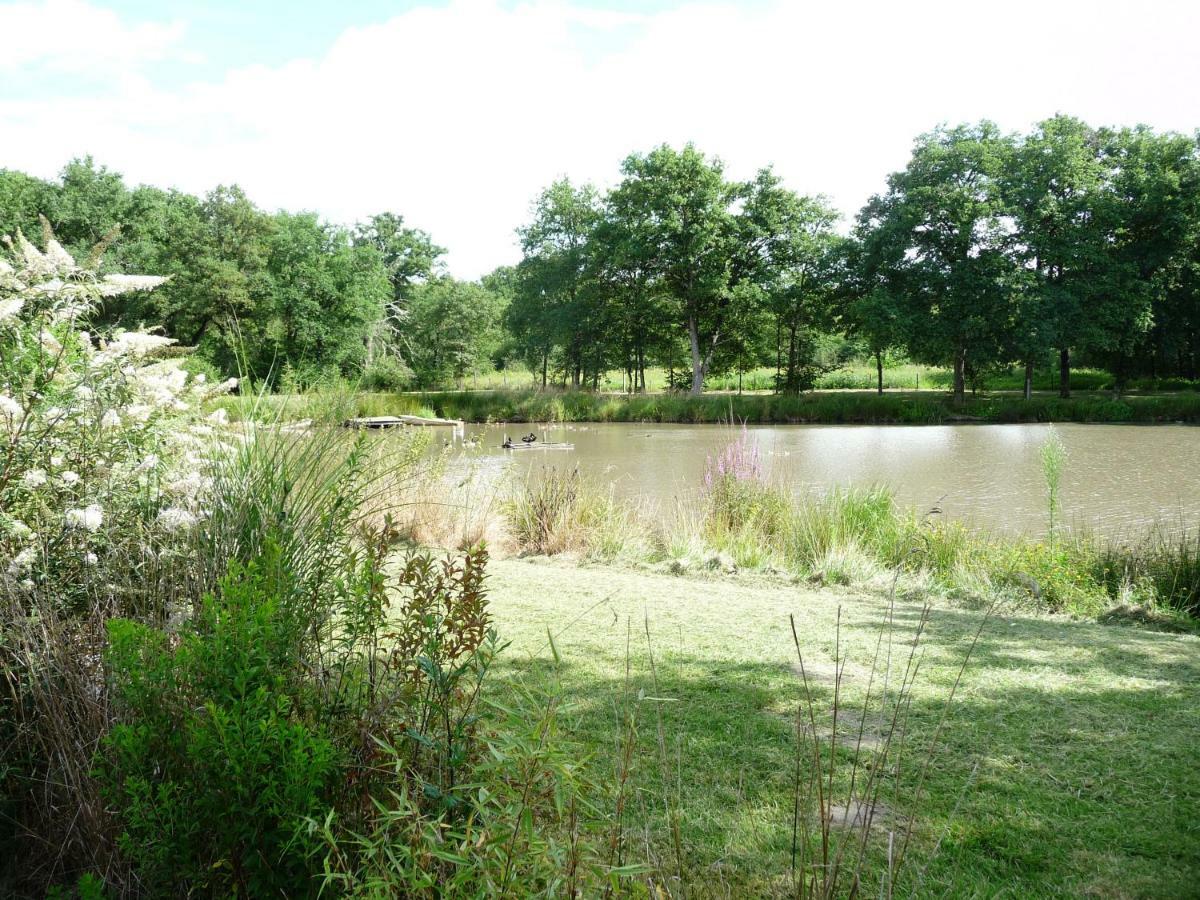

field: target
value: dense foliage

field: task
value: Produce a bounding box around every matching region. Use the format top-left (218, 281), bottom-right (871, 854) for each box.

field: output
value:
top-left (0, 163), bottom-right (504, 390)
top-left (4, 116), bottom-right (1199, 400)
top-left (513, 121), bottom-right (1200, 399)
top-left (0, 235), bottom-right (586, 896)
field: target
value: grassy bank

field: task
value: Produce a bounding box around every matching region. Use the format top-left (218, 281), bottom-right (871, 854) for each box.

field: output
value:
top-left (218, 388), bottom-right (1200, 426)
top-left (496, 461), bottom-right (1200, 622)
top-left (418, 388), bottom-right (1200, 425)
top-left (485, 557), bottom-right (1200, 896)
top-left (420, 362), bottom-right (1174, 394)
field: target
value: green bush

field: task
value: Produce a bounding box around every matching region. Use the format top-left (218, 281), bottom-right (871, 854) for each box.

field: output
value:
top-left (992, 540), bottom-right (1108, 614)
top-left (360, 355), bottom-right (413, 392)
top-left (99, 527), bottom-right (587, 897)
top-left (101, 551), bottom-right (336, 895)
top-left (315, 550), bottom-right (589, 897)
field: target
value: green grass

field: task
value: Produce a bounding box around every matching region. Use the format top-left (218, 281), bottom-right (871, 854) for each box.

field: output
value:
top-left (484, 557), bottom-right (1200, 896)
top-left (421, 363), bottom-right (1141, 394)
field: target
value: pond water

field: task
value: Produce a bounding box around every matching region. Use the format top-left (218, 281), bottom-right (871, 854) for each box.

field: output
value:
top-left (431, 422), bottom-right (1200, 539)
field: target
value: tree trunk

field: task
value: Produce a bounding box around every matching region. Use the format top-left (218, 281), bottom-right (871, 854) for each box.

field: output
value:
top-left (687, 317), bottom-right (705, 395)
top-left (786, 323), bottom-right (798, 394)
top-left (875, 349), bottom-right (884, 396)
top-left (1058, 347), bottom-right (1070, 398)
top-left (541, 353), bottom-right (548, 389)
top-left (774, 319), bottom-right (782, 393)
top-left (952, 348), bottom-right (966, 406)
top-left (1023, 360), bottom-right (1034, 401)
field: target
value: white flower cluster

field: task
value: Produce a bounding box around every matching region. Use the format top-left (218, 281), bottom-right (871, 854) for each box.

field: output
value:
top-left (0, 297), bottom-right (23, 322)
top-left (1, 229), bottom-right (232, 588)
top-left (65, 504), bottom-right (104, 532)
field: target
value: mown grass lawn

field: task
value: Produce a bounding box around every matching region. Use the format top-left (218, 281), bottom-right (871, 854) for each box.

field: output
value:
top-left (484, 558), bottom-right (1200, 897)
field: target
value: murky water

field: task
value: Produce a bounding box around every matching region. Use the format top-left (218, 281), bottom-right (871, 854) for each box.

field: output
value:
top-left (426, 422), bottom-right (1200, 539)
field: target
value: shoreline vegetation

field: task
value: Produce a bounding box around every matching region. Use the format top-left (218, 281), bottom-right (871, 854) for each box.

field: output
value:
top-left (488, 458), bottom-right (1200, 628)
top-left (216, 385), bottom-right (1200, 426)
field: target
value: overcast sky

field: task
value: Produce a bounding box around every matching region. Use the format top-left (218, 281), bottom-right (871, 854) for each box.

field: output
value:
top-left (2, 0), bottom-right (1199, 277)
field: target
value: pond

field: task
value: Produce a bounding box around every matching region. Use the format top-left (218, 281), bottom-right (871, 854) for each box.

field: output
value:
top-left (432, 422), bottom-right (1200, 540)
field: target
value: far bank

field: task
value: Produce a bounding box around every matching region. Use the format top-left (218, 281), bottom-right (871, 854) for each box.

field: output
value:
top-left (220, 387), bottom-right (1200, 426)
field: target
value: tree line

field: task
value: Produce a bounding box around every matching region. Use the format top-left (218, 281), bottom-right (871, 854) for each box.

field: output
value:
top-left (3, 115), bottom-right (1198, 400)
top-left (510, 117), bottom-right (1200, 401)
top-left (0, 159), bottom-right (505, 388)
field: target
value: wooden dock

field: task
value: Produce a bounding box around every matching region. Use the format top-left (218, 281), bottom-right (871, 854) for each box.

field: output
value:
top-left (343, 415), bottom-right (464, 429)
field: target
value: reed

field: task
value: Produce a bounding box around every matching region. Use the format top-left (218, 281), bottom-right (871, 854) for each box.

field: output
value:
top-left (495, 450), bottom-right (1200, 622)
top-left (503, 466), bottom-right (647, 560)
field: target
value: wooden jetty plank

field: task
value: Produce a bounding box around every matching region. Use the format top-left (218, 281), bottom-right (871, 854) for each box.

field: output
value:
top-left (344, 415), bottom-right (464, 429)
top-left (502, 442), bottom-right (574, 451)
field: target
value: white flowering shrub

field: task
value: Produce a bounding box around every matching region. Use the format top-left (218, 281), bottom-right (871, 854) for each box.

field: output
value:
top-left (0, 226), bottom-right (236, 614)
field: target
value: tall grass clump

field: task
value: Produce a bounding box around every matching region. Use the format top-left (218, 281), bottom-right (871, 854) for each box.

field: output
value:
top-left (692, 426), bottom-right (793, 569)
top-left (1040, 427), bottom-right (1067, 538)
top-left (694, 427), bottom-right (912, 579)
top-left (504, 466), bottom-right (646, 559)
top-left (1091, 526), bottom-right (1200, 618)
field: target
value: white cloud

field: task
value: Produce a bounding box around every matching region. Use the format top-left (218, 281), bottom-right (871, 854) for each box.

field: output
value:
top-left (2, 0), bottom-right (1199, 278)
top-left (0, 0), bottom-right (184, 72)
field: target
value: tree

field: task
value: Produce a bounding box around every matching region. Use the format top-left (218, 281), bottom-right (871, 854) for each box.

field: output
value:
top-left (51, 156), bottom-right (129, 253)
top-left (351, 213), bottom-right (445, 373)
top-left (588, 205), bottom-right (668, 393)
top-left (511, 179), bottom-right (603, 387)
top-left (261, 214), bottom-right (390, 383)
top-left (1153, 135), bottom-right (1200, 380)
top-left (856, 123), bottom-right (1020, 404)
top-left (735, 182), bottom-right (841, 393)
top-left (1102, 126), bottom-right (1200, 390)
top-left (607, 145), bottom-right (734, 394)
top-left (842, 236), bottom-right (909, 395)
top-left (0, 169), bottom-right (57, 239)
top-left (352, 212), bottom-right (444, 304)
top-left (1004, 116), bottom-right (1112, 398)
top-left (406, 278), bottom-right (505, 386)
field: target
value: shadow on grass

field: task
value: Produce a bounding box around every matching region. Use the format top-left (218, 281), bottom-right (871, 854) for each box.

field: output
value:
top-left (487, 606), bottom-right (1200, 897)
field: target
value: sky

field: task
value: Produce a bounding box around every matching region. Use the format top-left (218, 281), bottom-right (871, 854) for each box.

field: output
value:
top-left (2, 0), bottom-right (1199, 278)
